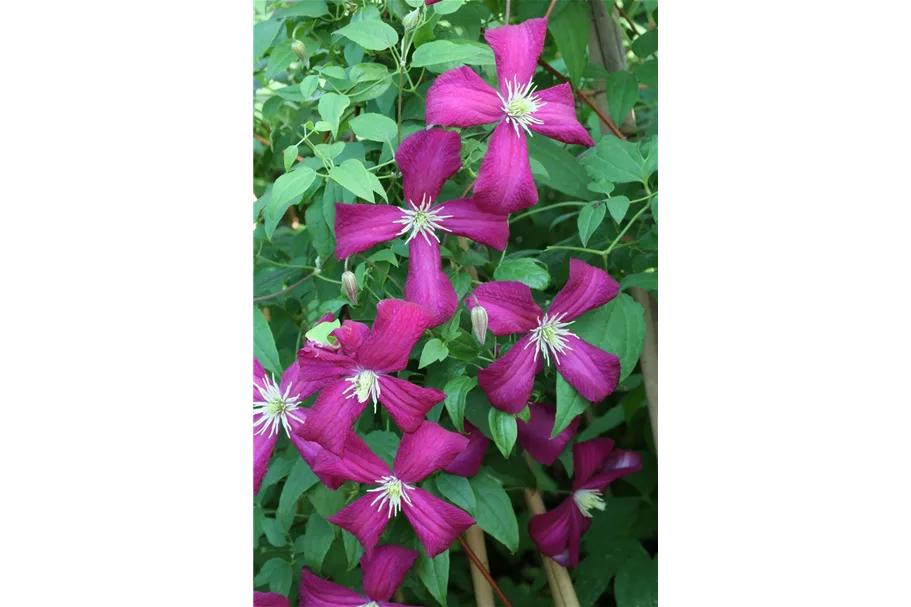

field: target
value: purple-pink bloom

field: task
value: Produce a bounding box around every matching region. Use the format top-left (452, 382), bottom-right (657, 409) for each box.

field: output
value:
top-left (334, 129), bottom-right (509, 327)
top-left (253, 591), bottom-right (288, 607)
top-left (466, 259), bottom-right (622, 413)
top-left (528, 438), bottom-right (642, 568)
top-left (316, 421), bottom-right (476, 558)
top-left (516, 403), bottom-right (581, 466)
top-left (442, 420), bottom-right (488, 477)
top-left (300, 544), bottom-right (419, 607)
top-left (295, 299), bottom-right (447, 455)
top-left (425, 18), bottom-right (595, 214)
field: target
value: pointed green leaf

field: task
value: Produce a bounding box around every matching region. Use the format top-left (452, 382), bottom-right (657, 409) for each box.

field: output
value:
top-left (435, 472), bottom-right (477, 514)
top-left (548, 0), bottom-right (589, 86)
top-left (493, 258), bottom-right (550, 289)
top-left (419, 338), bottom-right (449, 369)
top-left (606, 71), bottom-right (639, 131)
top-left (469, 473), bottom-right (519, 552)
top-left (577, 201), bottom-right (606, 247)
top-left (572, 293), bottom-right (646, 382)
top-left (553, 374), bottom-right (589, 438)
top-left (443, 375), bottom-right (477, 433)
top-left (488, 408), bottom-right (518, 457)
top-left (253, 307), bottom-right (282, 376)
top-left (415, 549), bottom-right (450, 607)
top-left (336, 20), bottom-right (399, 51)
top-left (607, 195), bottom-right (631, 223)
top-left (302, 513), bottom-right (336, 574)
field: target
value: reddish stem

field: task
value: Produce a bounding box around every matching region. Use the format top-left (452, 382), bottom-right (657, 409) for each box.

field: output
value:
top-left (456, 535), bottom-right (514, 607)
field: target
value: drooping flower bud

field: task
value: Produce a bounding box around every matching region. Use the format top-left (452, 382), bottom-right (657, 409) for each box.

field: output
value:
top-left (291, 40), bottom-right (309, 67)
top-left (342, 270), bottom-right (358, 306)
top-left (471, 304), bottom-right (488, 345)
top-left (402, 8), bottom-right (421, 31)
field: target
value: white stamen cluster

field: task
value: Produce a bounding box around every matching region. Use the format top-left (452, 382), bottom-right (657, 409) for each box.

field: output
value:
top-left (393, 193), bottom-right (453, 245)
top-left (359, 602), bottom-right (381, 607)
top-left (497, 75), bottom-right (546, 137)
top-left (253, 374), bottom-right (304, 437)
top-left (343, 369), bottom-right (382, 412)
top-left (572, 489), bottom-right (606, 518)
top-left (366, 475), bottom-right (415, 518)
top-left (525, 312), bottom-right (576, 365)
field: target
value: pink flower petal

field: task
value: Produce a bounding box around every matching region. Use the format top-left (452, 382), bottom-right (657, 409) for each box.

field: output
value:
top-left (296, 348), bottom-right (359, 392)
top-left (434, 198), bottom-right (509, 250)
top-left (582, 449), bottom-right (643, 491)
top-left (396, 129), bottom-right (463, 205)
top-left (404, 237), bottom-right (458, 328)
top-left (361, 544), bottom-right (420, 602)
top-left (548, 259), bottom-right (620, 322)
top-left (570, 438), bottom-right (616, 490)
top-left (356, 299), bottom-right (430, 373)
top-left (286, 410), bottom-right (322, 468)
top-left (466, 281), bottom-right (542, 336)
top-left (327, 495), bottom-right (393, 557)
top-left (254, 357), bottom-right (267, 401)
top-left (442, 421), bottom-right (488, 477)
top-left (477, 335), bottom-right (542, 413)
top-left (297, 379), bottom-right (367, 456)
top-left (484, 18), bottom-right (548, 92)
top-left (253, 414), bottom-right (279, 494)
top-left (555, 335), bottom-right (621, 404)
top-left (473, 120), bottom-right (538, 214)
top-left (528, 83), bottom-right (596, 146)
top-left (299, 567), bottom-right (367, 607)
top-left (378, 375), bottom-right (446, 435)
top-left (425, 66), bottom-right (503, 128)
top-left (516, 403), bottom-right (580, 466)
top-left (278, 360), bottom-right (325, 403)
top-left (334, 202), bottom-right (406, 260)
top-left (331, 320), bottom-right (371, 357)
top-left (528, 498), bottom-right (590, 568)
top-left (394, 421), bottom-right (469, 484)
top-left (253, 591), bottom-right (289, 607)
top-left (404, 487), bottom-right (476, 558)
top-left (312, 431), bottom-right (391, 488)
top-left (425, 0), bottom-right (443, 4)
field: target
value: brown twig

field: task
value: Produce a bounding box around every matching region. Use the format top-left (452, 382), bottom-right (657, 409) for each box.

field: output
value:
top-left (544, 0), bottom-right (559, 20)
top-left (456, 535), bottom-right (513, 607)
top-left (615, 2), bottom-right (638, 33)
top-left (537, 59), bottom-right (627, 140)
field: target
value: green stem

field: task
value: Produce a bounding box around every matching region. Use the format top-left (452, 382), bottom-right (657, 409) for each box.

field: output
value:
top-left (603, 194), bottom-right (654, 259)
top-left (544, 245), bottom-right (604, 256)
top-left (508, 202), bottom-right (587, 225)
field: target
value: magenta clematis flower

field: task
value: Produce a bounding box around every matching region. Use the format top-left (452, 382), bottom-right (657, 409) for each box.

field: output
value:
top-left (442, 420), bottom-right (488, 477)
top-left (253, 591), bottom-right (288, 607)
top-left (425, 18), bottom-right (595, 214)
top-left (314, 421), bottom-right (476, 558)
top-left (516, 403), bottom-right (581, 466)
top-left (300, 544), bottom-right (419, 607)
top-left (466, 258), bottom-right (622, 413)
top-left (334, 129), bottom-right (509, 327)
top-left (295, 299), bottom-right (447, 455)
top-left (528, 438), bottom-right (643, 568)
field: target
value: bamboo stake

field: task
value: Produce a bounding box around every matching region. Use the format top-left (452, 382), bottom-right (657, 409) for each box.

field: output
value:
top-left (463, 525), bottom-right (496, 607)
top-left (523, 488), bottom-right (580, 607)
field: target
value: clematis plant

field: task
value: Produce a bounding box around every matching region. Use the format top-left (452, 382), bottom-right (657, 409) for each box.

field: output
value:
top-left (314, 421), bottom-right (476, 558)
top-left (441, 420), bottom-right (488, 478)
top-left (425, 17), bottom-right (594, 214)
top-left (300, 544), bottom-right (419, 607)
top-left (334, 129), bottom-right (508, 327)
top-left (528, 438), bottom-right (643, 568)
top-left (466, 258), bottom-right (622, 413)
top-left (296, 299), bottom-right (446, 455)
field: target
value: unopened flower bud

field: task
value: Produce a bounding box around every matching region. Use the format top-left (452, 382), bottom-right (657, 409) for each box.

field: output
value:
top-left (291, 40), bottom-right (309, 68)
top-left (402, 8), bottom-right (421, 31)
top-left (342, 271), bottom-right (358, 306)
top-left (471, 304), bottom-right (488, 345)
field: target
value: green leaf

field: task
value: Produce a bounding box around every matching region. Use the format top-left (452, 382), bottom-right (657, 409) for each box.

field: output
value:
top-left (277, 458), bottom-right (319, 530)
top-left (488, 408), bottom-right (517, 457)
top-left (415, 549), bottom-right (449, 607)
top-left (335, 20), bottom-right (399, 51)
top-left (440, 308), bottom-right (462, 342)
top-left (450, 272), bottom-right (471, 299)
top-left (419, 338), bottom-right (449, 369)
top-left (411, 40), bottom-right (495, 68)
top-left (433, 0), bottom-right (466, 15)
top-left (368, 248), bottom-right (398, 267)
top-left (349, 112), bottom-right (397, 146)
top-left (317, 92), bottom-right (350, 138)
top-left (266, 40), bottom-right (297, 80)
top-left (578, 405), bottom-right (624, 441)
top-left (265, 167), bottom-right (316, 239)
top-left (548, 0), bottom-right (589, 87)
top-left (274, 0), bottom-right (329, 18)
top-left (575, 539), bottom-right (644, 607)
top-left (270, 562), bottom-right (293, 596)
top-left (573, 293), bottom-right (646, 382)
top-left (302, 513), bottom-right (336, 574)
top-left (308, 484), bottom-right (346, 519)
top-left (651, 193), bottom-right (658, 223)
top-left (607, 195), bottom-right (631, 223)
top-left (582, 136), bottom-right (651, 185)
top-left (606, 71), bottom-right (639, 128)
top-left (254, 556), bottom-right (285, 586)
top-left (253, 307), bottom-right (282, 376)
top-left (516, 405), bottom-right (531, 423)
top-left (349, 63), bottom-right (389, 83)
top-left (494, 258), bottom-right (550, 290)
top-left (300, 75), bottom-right (319, 98)
top-left (305, 318), bottom-right (341, 345)
top-left (527, 135), bottom-right (598, 200)
top-left (577, 201), bottom-right (606, 247)
top-left (342, 529), bottom-right (364, 570)
top-left (553, 374), bottom-right (589, 437)
top-left (633, 60), bottom-right (658, 91)
top-left (632, 29), bottom-right (658, 58)
top-left (283, 145), bottom-right (299, 172)
top-left (620, 271), bottom-right (657, 292)
top-left (254, 19), bottom-right (283, 61)
top-left (329, 159), bottom-right (385, 203)
top-left (434, 473), bottom-right (477, 513)
top-left (443, 375), bottom-right (477, 433)
top-left (305, 202), bottom-right (334, 259)
top-left (469, 473), bottom-right (519, 552)
top-left (363, 430), bottom-right (400, 468)
top-left (614, 552), bottom-right (658, 607)
top-left (262, 517), bottom-right (287, 547)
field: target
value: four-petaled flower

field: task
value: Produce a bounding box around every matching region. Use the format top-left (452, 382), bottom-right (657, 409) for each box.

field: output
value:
top-left (300, 544), bottom-right (420, 607)
top-left (425, 18), bottom-right (595, 214)
top-left (528, 438), bottom-right (642, 568)
top-left (334, 129), bottom-right (509, 327)
top-left (296, 299), bottom-right (446, 455)
top-left (466, 258), bottom-right (623, 413)
top-left (314, 421), bottom-right (476, 558)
